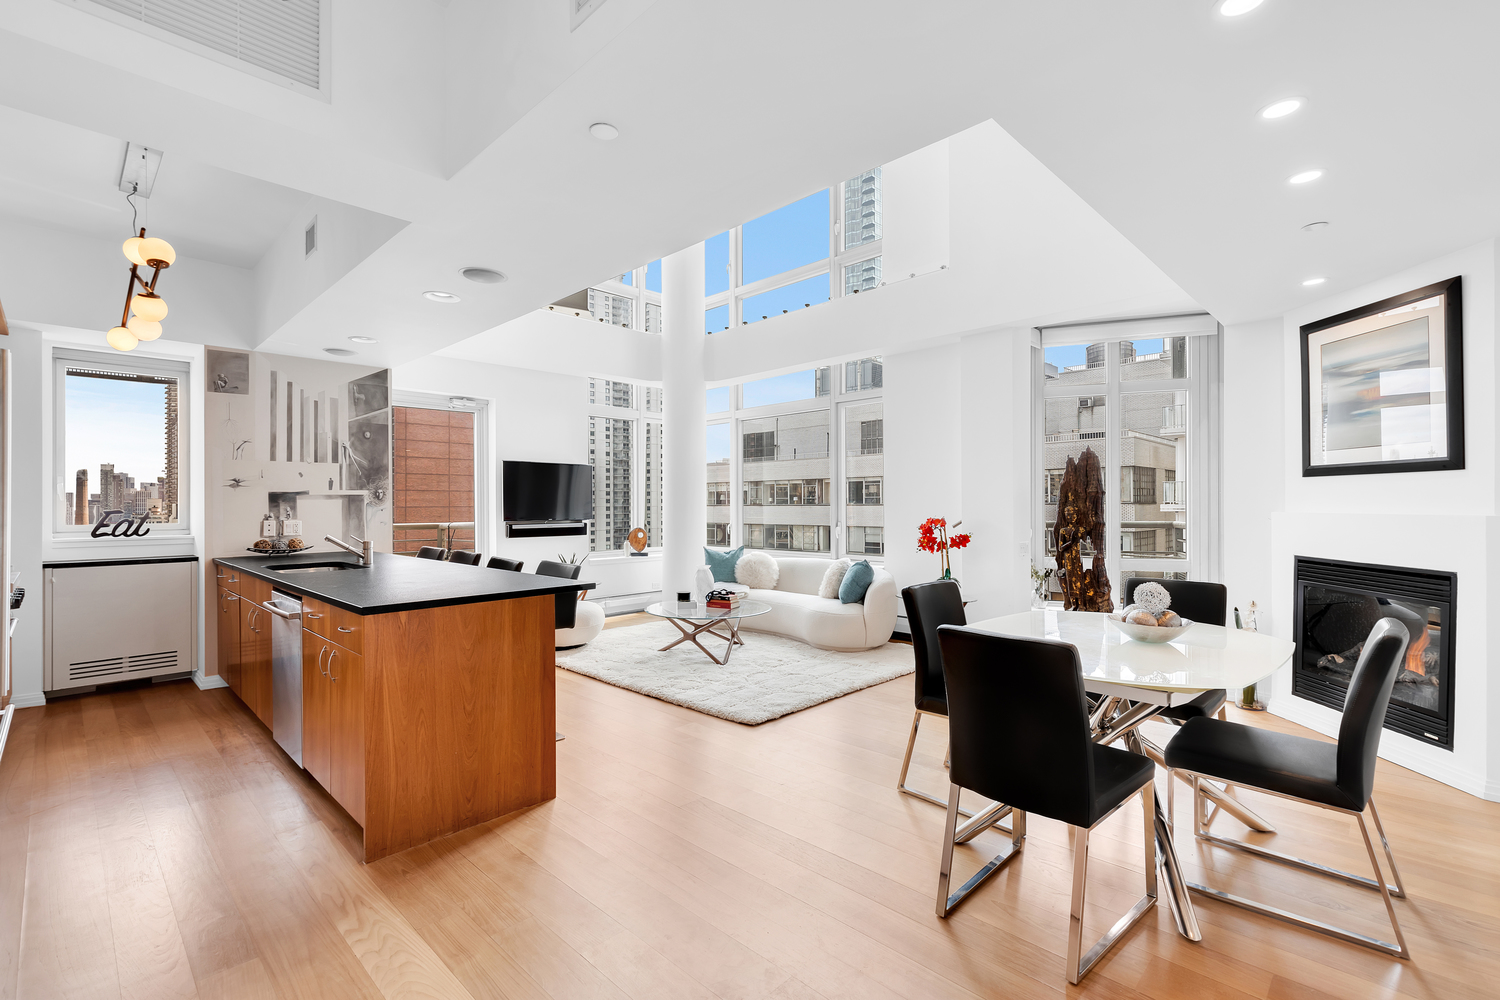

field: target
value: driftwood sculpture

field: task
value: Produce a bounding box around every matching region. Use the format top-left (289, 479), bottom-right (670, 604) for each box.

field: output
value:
top-left (1054, 446), bottom-right (1112, 612)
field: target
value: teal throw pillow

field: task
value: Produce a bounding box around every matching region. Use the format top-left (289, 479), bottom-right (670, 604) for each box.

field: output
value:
top-left (839, 559), bottom-right (875, 604)
top-left (704, 546), bottom-right (744, 583)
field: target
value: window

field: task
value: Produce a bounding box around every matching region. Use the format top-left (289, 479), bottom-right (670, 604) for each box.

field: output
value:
top-left (587, 378), bottom-right (663, 552)
top-left (707, 483), bottom-right (730, 505)
top-left (846, 357), bottom-right (884, 393)
top-left (55, 349), bottom-right (188, 534)
top-left (848, 525), bottom-right (884, 555)
top-left (1035, 322), bottom-right (1218, 592)
top-left (392, 400), bottom-right (481, 556)
top-left (1121, 466), bottom-right (1156, 505)
top-left (847, 478), bottom-right (882, 505)
top-left (702, 167), bottom-right (885, 335)
top-left (741, 410), bottom-right (831, 554)
top-left (843, 398), bottom-right (884, 563)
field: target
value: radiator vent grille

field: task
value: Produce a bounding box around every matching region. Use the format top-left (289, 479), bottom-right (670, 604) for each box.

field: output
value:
top-left (75, 0), bottom-right (321, 89)
top-left (68, 656), bottom-right (126, 682)
top-left (127, 650), bottom-right (180, 674)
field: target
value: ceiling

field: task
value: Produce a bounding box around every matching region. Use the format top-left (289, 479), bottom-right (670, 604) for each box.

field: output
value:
top-left (0, 105), bottom-right (313, 269)
top-left (0, 0), bottom-right (1496, 367)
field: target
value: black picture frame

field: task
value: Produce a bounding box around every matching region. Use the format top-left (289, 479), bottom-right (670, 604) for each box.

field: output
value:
top-left (1300, 276), bottom-right (1463, 477)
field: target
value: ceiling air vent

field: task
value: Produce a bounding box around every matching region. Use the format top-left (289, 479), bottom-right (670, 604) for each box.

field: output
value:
top-left (74, 0), bottom-right (323, 91)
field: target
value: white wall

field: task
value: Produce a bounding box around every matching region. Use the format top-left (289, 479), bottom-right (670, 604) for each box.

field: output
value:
top-left (1221, 319), bottom-right (1285, 630)
top-left (0, 218), bottom-right (258, 347)
top-left (392, 354), bottom-right (662, 601)
top-left (884, 343), bottom-right (964, 599)
top-left (1235, 238), bottom-right (1500, 799)
top-left (11, 327), bottom-right (208, 706)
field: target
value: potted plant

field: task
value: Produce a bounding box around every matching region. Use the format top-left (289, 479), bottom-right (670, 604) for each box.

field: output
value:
top-left (918, 517), bottom-right (970, 584)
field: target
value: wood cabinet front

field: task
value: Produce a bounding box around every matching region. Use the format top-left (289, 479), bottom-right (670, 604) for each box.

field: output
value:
top-left (216, 586), bottom-right (241, 694)
top-left (302, 629), bottom-right (364, 825)
top-left (301, 596), bottom-right (363, 654)
top-left (240, 575), bottom-right (273, 727)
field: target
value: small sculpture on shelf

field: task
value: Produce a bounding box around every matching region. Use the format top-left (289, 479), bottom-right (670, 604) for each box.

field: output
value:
top-left (1053, 447), bottom-right (1111, 611)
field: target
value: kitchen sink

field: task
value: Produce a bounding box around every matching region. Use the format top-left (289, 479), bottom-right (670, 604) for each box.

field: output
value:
top-left (271, 563), bottom-right (364, 574)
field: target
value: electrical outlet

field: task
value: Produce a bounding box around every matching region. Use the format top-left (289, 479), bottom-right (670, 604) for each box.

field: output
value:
top-left (284, 519), bottom-right (304, 536)
top-left (262, 519), bottom-right (277, 538)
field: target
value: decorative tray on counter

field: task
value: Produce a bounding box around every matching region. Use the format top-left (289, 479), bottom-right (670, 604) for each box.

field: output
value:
top-left (245, 544), bottom-right (315, 556)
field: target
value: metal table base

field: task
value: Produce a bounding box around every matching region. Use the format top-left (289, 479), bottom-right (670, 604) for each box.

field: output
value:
top-left (659, 616), bottom-right (746, 665)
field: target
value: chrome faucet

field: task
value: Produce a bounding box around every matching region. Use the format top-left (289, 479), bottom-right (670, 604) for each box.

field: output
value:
top-left (324, 533), bottom-right (373, 567)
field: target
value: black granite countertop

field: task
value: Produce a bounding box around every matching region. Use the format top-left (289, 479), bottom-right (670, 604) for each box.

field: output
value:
top-left (214, 551), bottom-right (591, 615)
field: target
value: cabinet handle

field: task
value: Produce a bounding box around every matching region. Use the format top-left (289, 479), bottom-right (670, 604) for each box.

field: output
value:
top-left (226, 594), bottom-right (239, 602)
top-left (215, 570), bottom-right (226, 580)
top-left (336, 626), bottom-right (354, 633)
top-left (327, 648), bottom-right (339, 682)
top-left (305, 613), bottom-right (323, 620)
top-left (317, 646), bottom-right (329, 677)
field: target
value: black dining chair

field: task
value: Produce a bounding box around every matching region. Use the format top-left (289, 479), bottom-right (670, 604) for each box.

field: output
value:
top-left (1164, 617), bottom-right (1411, 958)
top-left (416, 546), bottom-right (445, 560)
top-left (898, 582), bottom-right (966, 811)
top-left (1123, 578), bottom-right (1229, 724)
top-left (487, 556), bottom-right (524, 572)
top-left (936, 625), bottom-right (1157, 984)
top-left (449, 550), bottom-right (482, 566)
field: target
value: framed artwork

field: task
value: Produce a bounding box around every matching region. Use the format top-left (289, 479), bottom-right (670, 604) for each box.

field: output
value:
top-left (1301, 276), bottom-right (1463, 477)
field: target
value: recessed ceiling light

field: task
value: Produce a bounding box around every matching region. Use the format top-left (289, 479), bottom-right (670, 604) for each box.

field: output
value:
top-left (348, 336), bottom-right (378, 344)
top-left (460, 266), bottom-right (507, 284)
top-left (1302, 277), bottom-right (1327, 286)
top-left (588, 122), bottom-right (619, 141)
top-left (1217, 0), bottom-right (1265, 16)
top-left (1259, 97), bottom-right (1303, 120)
top-left (323, 347), bottom-right (357, 356)
top-left (1288, 169), bottom-right (1324, 185)
top-left (423, 290), bottom-right (461, 303)
top-left (1301, 221), bottom-right (1331, 232)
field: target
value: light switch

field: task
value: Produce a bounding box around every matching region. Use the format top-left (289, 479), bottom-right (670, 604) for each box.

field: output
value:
top-left (284, 519), bottom-right (304, 535)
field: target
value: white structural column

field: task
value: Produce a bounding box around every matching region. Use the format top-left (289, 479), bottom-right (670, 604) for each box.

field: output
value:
top-left (661, 243), bottom-right (707, 598)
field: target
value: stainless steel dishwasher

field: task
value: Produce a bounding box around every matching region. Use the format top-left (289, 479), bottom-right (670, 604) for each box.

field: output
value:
top-left (262, 590), bottom-right (304, 766)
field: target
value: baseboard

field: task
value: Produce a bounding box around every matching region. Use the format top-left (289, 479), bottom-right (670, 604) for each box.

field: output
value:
top-left (193, 670), bottom-right (229, 691)
top-left (8, 692), bottom-right (46, 709)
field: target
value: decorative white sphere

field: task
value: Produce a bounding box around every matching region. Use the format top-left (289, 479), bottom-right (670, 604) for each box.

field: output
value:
top-left (1133, 581), bottom-right (1172, 617)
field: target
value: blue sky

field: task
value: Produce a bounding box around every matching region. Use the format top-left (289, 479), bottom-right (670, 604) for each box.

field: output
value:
top-left (702, 190), bottom-right (833, 333)
top-left (1045, 338), bottom-right (1165, 369)
top-left (65, 375), bottom-right (170, 491)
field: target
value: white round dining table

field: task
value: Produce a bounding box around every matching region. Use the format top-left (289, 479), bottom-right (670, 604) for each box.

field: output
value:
top-left (966, 608), bottom-right (1296, 943)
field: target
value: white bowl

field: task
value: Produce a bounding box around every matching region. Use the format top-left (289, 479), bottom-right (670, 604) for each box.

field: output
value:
top-left (1108, 615), bottom-right (1195, 644)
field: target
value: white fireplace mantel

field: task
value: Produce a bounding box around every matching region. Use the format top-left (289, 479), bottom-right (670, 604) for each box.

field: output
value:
top-left (1268, 511), bottom-right (1500, 801)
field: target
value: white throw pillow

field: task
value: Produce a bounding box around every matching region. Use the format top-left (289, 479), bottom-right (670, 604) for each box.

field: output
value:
top-left (735, 550), bottom-right (780, 589)
top-left (818, 558), bottom-right (852, 599)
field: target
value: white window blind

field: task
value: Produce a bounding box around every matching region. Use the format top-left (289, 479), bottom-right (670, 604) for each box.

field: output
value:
top-left (1039, 313), bottom-right (1217, 348)
top-left (78, 0), bottom-right (321, 90)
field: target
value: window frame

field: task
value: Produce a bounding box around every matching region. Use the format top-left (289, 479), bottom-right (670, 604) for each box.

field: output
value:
top-left (708, 358), bottom-right (884, 562)
top-left (587, 376), bottom-right (665, 557)
top-left (52, 347), bottom-right (193, 540)
top-left (391, 390), bottom-right (490, 557)
top-left (1032, 322), bottom-right (1221, 593)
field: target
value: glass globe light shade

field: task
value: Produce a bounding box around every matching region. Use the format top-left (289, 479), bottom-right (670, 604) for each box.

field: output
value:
top-left (122, 236), bottom-right (148, 266)
top-left (106, 326), bottom-right (139, 351)
top-left (126, 316), bottom-right (163, 341)
top-left (130, 292), bottom-right (168, 322)
top-left (138, 237), bottom-right (176, 267)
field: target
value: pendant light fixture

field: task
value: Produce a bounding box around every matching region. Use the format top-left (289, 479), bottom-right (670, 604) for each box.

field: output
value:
top-left (108, 144), bottom-right (176, 351)
top-left (109, 227), bottom-right (175, 351)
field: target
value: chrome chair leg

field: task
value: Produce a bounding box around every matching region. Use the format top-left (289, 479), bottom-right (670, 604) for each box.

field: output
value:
top-left (1182, 773), bottom-right (1411, 958)
top-left (899, 711), bottom-right (976, 817)
top-left (1166, 767), bottom-right (1175, 837)
top-left (1367, 796), bottom-right (1406, 899)
top-left (936, 784), bottom-right (1024, 918)
top-left (1066, 781), bottom-right (1158, 985)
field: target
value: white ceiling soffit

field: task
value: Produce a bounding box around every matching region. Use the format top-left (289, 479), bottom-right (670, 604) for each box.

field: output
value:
top-left (70, 0), bottom-right (323, 93)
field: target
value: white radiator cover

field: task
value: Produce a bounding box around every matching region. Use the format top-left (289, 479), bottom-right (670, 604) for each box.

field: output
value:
top-left (46, 560), bottom-right (196, 692)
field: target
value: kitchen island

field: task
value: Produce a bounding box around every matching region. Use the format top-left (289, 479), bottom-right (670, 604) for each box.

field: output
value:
top-left (213, 550), bottom-right (587, 862)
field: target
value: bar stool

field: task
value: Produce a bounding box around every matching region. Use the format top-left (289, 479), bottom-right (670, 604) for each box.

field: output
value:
top-left (416, 546), bottom-right (444, 560)
top-left (449, 550), bottom-right (482, 566)
top-left (897, 581), bottom-right (964, 810)
top-left (487, 556), bottom-right (524, 572)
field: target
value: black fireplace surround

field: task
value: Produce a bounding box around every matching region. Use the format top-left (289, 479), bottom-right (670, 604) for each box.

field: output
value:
top-left (1292, 557), bottom-right (1456, 750)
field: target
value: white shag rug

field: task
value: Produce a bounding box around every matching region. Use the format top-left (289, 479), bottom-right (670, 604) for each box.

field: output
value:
top-left (556, 622), bottom-right (913, 725)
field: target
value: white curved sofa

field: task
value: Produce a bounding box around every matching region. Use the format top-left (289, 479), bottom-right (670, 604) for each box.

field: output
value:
top-left (724, 556), bottom-right (897, 652)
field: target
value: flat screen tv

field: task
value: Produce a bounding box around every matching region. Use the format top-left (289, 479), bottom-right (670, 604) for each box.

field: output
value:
top-left (502, 461), bottom-right (594, 522)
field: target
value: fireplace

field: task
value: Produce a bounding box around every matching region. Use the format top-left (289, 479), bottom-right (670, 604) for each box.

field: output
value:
top-left (1292, 557), bottom-right (1455, 750)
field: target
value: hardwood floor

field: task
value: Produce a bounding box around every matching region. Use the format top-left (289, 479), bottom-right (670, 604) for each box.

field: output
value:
top-left (0, 635), bottom-right (1495, 999)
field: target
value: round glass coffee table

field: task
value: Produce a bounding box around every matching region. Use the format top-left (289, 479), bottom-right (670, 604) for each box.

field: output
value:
top-left (644, 600), bottom-right (773, 665)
